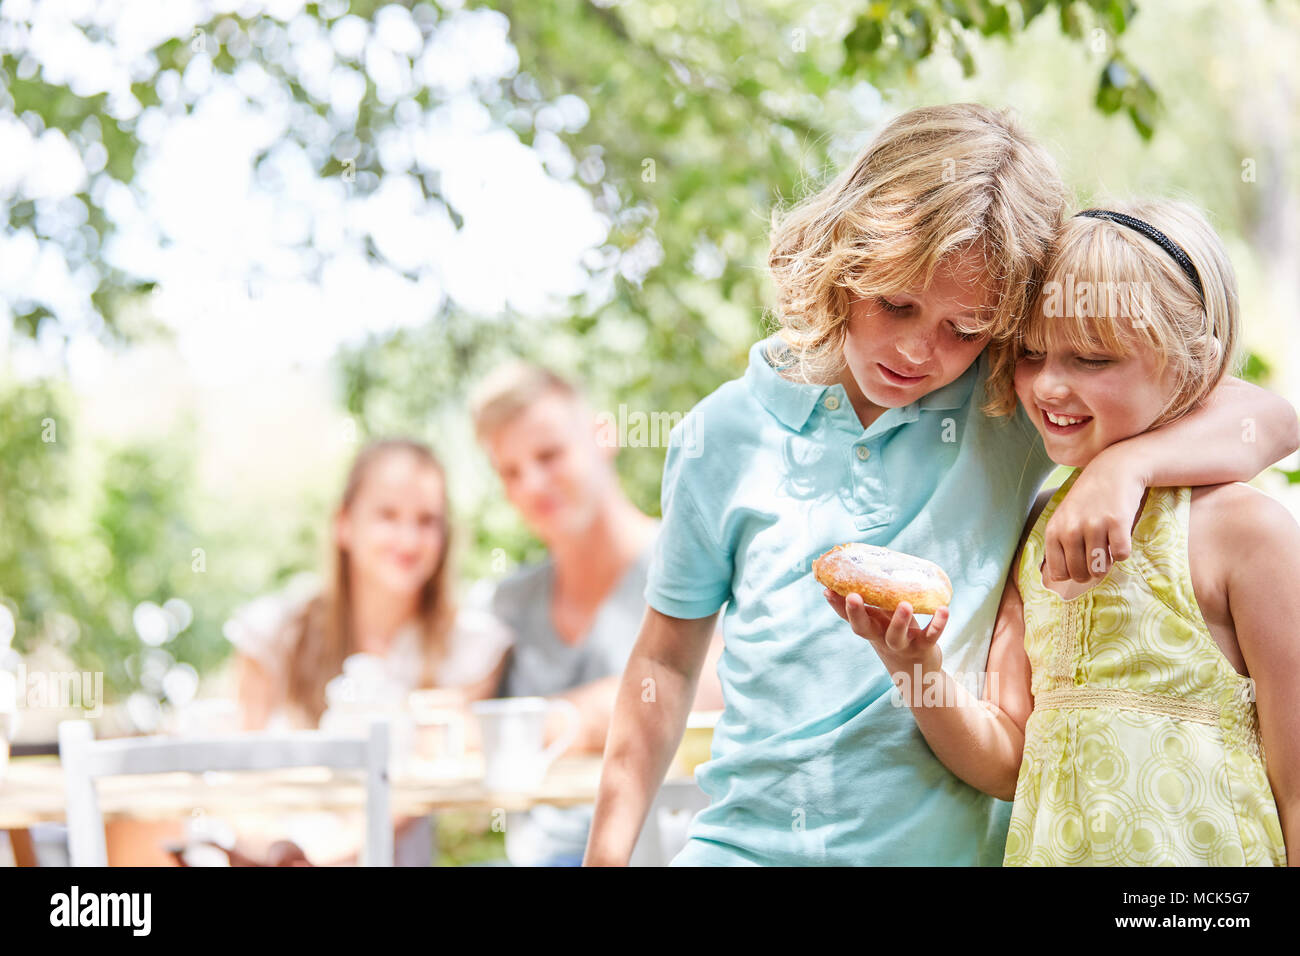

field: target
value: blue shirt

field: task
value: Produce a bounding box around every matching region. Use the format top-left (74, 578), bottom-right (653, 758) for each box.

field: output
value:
top-left (645, 335), bottom-right (1055, 865)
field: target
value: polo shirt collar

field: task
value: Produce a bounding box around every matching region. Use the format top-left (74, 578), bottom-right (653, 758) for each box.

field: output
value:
top-left (745, 335), bottom-right (983, 432)
top-left (744, 336), bottom-right (828, 431)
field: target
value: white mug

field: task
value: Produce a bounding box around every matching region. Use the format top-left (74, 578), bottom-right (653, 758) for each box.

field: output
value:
top-left (471, 697), bottom-right (580, 791)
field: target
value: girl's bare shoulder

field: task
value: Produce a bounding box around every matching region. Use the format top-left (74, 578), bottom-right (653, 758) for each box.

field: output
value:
top-left (1189, 482), bottom-right (1300, 554)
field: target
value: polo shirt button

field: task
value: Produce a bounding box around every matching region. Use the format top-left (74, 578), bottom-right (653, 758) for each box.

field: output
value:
top-left (856, 445), bottom-right (870, 461)
top-left (823, 395), bottom-right (840, 411)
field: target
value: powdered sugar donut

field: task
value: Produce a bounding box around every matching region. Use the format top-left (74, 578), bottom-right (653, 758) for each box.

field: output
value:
top-left (813, 543), bottom-right (953, 614)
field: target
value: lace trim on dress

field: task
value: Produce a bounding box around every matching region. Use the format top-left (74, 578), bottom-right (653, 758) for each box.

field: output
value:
top-left (1033, 685), bottom-right (1220, 725)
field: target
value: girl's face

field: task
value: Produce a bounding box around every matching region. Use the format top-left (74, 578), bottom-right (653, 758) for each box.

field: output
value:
top-left (842, 248), bottom-right (994, 409)
top-left (1014, 328), bottom-right (1173, 467)
top-left (485, 390), bottom-right (613, 542)
top-left (336, 451), bottom-right (446, 597)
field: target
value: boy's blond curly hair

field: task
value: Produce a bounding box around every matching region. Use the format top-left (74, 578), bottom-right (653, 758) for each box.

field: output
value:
top-left (766, 103), bottom-right (1066, 416)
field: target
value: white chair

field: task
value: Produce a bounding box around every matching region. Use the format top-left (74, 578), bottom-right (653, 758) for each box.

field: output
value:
top-left (57, 718), bottom-right (393, 867)
top-left (628, 778), bottom-right (711, 866)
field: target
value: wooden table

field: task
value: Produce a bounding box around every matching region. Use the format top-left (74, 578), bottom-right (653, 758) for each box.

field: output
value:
top-left (3, 753), bottom-right (707, 865)
top-left (0, 753), bottom-right (643, 829)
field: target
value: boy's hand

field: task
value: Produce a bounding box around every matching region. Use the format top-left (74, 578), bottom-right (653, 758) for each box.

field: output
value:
top-left (824, 589), bottom-right (946, 676)
top-left (1044, 447), bottom-right (1145, 583)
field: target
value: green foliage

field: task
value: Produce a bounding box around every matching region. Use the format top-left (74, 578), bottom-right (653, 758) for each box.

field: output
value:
top-left (1095, 52), bottom-right (1158, 139)
top-left (0, 381), bottom-right (70, 646)
top-left (433, 810), bottom-right (507, 866)
top-left (1240, 350), bottom-right (1272, 386)
top-left (72, 437), bottom-right (202, 695)
top-left (1238, 351), bottom-right (1300, 487)
top-left (0, 379), bottom-right (257, 701)
top-left (840, 0), bottom-right (1152, 122)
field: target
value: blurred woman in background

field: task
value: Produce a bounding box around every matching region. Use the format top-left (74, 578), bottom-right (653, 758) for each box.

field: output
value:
top-left (214, 437), bottom-right (512, 865)
top-left (230, 437), bottom-right (509, 732)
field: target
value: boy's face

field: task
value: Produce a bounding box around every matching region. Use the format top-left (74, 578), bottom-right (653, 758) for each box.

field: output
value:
top-left (1013, 324), bottom-right (1172, 467)
top-left (841, 248), bottom-right (994, 412)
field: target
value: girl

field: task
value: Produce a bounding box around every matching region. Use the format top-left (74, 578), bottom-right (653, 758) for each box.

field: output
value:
top-left (229, 438), bottom-right (510, 732)
top-left (218, 438), bottom-right (512, 865)
top-left (833, 199), bottom-right (1298, 865)
top-left (585, 104), bottom-right (1299, 867)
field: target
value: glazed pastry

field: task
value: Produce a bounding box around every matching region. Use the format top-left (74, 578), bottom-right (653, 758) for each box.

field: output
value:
top-left (813, 543), bottom-right (953, 614)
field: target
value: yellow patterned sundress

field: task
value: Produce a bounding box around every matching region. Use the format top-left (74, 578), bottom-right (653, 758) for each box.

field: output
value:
top-left (1004, 468), bottom-right (1287, 866)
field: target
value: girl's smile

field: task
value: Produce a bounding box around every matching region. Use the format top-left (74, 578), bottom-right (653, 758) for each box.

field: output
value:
top-left (1037, 404), bottom-right (1093, 434)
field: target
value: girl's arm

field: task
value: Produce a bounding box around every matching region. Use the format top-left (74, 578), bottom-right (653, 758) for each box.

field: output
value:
top-left (827, 567), bottom-right (1032, 801)
top-left (981, 563), bottom-right (1036, 790)
top-left (1046, 377), bottom-right (1300, 583)
top-left (1217, 488), bottom-right (1300, 865)
top-left (584, 607), bottom-right (718, 866)
top-left (829, 489), bottom-right (1052, 799)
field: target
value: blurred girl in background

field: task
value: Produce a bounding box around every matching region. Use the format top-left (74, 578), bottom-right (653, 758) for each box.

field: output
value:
top-left (230, 437), bottom-right (509, 732)
top-left (214, 437), bottom-right (512, 865)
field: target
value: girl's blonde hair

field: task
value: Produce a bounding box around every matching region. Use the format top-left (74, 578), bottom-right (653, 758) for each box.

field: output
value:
top-left (285, 439), bottom-right (457, 725)
top-left (985, 199), bottom-right (1240, 427)
top-left (766, 103), bottom-right (1066, 412)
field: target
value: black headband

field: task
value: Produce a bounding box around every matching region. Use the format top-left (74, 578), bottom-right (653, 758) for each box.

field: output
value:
top-left (1074, 209), bottom-right (1205, 303)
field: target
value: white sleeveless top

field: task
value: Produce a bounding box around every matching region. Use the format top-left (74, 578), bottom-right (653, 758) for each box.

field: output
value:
top-left (224, 572), bottom-right (514, 730)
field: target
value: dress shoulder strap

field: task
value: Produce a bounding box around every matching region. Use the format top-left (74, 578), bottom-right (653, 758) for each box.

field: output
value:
top-left (1128, 482), bottom-right (1200, 617)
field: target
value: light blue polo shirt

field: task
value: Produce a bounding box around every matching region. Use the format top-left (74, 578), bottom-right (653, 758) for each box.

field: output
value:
top-left (646, 335), bottom-right (1055, 865)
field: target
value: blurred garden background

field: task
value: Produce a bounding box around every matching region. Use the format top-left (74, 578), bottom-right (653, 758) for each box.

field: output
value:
top-left (1, 0), bottom-right (1298, 743)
